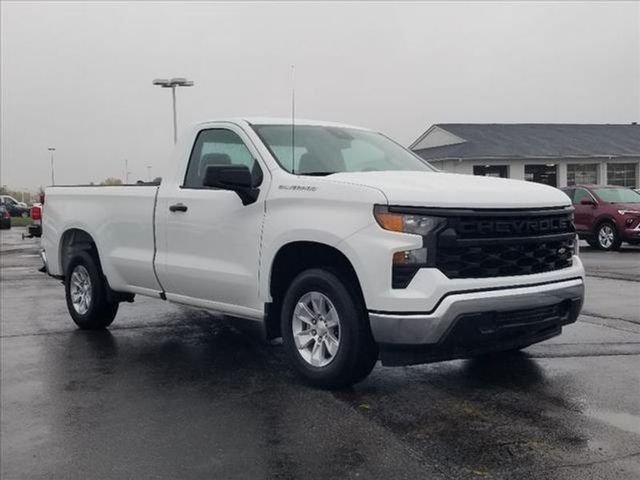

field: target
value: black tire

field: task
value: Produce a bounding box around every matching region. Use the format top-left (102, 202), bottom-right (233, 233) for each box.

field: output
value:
top-left (64, 251), bottom-right (118, 329)
top-left (586, 239), bottom-right (599, 249)
top-left (280, 268), bottom-right (378, 389)
top-left (595, 222), bottom-right (622, 251)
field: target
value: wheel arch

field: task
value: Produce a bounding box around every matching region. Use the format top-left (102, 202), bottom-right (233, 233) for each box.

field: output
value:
top-left (59, 228), bottom-right (103, 279)
top-left (265, 241), bottom-right (366, 340)
top-left (593, 214), bottom-right (618, 234)
top-left (59, 227), bottom-right (134, 303)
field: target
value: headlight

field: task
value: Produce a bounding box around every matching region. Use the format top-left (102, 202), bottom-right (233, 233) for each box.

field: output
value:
top-left (374, 206), bottom-right (447, 289)
top-left (618, 210), bottom-right (640, 215)
top-left (373, 206), bottom-right (446, 236)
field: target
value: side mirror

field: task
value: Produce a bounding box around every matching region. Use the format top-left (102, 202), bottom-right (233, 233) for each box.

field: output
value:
top-left (579, 198), bottom-right (596, 207)
top-left (203, 165), bottom-right (259, 205)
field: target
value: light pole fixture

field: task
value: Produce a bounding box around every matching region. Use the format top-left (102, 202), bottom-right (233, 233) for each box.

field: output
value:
top-left (152, 77), bottom-right (194, 144)
top-left (48, 147), bottom-right (56, 185)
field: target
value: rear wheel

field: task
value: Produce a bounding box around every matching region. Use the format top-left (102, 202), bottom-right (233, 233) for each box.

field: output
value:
top-left (281, 268), bottom-right (378, 389)
top-left (595, 222), bottom-right (621, 251)
top-left (65, 251), bottom-right (118, 329)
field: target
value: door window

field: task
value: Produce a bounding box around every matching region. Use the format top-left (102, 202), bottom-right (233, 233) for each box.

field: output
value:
top-left (573, 188), bottom-right (593, 205)
top-left (561, 188), bottom-right (575, 202)
top-left (183, 129), bottom-right (262, 188)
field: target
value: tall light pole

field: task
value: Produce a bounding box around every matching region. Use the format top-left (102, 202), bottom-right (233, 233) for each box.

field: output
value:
top-left (124, 159), bottom-right (131, 184)
top-left (48, 147), bottom-right (56, 185)
top-left (146, 165), bottom-right (152, 182)
top-left (152, 77), bottom-right (194, 144)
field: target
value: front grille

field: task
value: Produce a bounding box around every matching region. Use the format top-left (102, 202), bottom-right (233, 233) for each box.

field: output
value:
top-left (436, 237), bottom-right (574, 278)
top-left (434, 207), bottom-right (575, 279)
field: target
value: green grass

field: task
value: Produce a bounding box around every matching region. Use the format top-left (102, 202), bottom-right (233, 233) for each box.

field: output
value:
top-left (10, 217), bottom-right (32, 227)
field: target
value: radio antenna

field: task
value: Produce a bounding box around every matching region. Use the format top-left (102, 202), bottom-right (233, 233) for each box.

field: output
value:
top-left (291, 64), bottom-right (296, 174)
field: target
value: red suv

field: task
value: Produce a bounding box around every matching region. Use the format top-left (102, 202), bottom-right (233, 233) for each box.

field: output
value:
top-left (561, 185), bottom-right (640, 251)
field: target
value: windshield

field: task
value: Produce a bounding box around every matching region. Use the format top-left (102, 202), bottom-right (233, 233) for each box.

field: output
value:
top-left (252, 125), bottom-right (435, 175)
top-left (593, 188), bottom-right (640, 203)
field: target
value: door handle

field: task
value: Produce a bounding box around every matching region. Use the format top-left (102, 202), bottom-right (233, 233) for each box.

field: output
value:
top-left (169, 203), bottom-right (188, 212)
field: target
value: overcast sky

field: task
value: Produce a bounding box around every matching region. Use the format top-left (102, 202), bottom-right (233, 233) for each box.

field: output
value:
top-left (1, 1), bottom-right (639, 190)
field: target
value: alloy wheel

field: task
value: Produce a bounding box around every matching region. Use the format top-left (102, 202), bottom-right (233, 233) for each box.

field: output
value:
top-left (598, 224), bottom-right (615, 249)
top-left (291, 291), bottom-right (341, 367)
top-left (70, 265), bottom-right (93, 315)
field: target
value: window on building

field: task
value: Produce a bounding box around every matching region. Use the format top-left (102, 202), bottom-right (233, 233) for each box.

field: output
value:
top-left (525, 164), bottom-right (558, 187)
top-left (567, 163), bottom-right (598, 186)
top-left (607, 163), bottom-right (637, 188)
top-left (473, 165), bottom-right (508, 178)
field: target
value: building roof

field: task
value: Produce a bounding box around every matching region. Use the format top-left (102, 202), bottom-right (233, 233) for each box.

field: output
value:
top-left (412, 124), bottom-right (640, 160)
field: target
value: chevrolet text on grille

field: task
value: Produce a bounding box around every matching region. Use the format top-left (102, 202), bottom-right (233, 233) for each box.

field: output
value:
top-left (458, 217), bottom-right (570, 235)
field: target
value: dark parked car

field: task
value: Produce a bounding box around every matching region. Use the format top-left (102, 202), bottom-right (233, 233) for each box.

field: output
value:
top-left (561, 185), bottom-right (640, 250)
top-left (0, 205), bottom-right (11, 230)
top-left (0, 195), bottom-right (30, 217)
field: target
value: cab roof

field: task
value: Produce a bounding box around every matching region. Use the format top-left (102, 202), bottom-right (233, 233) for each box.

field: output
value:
top-left (194, 117), bottom-right (370, 131)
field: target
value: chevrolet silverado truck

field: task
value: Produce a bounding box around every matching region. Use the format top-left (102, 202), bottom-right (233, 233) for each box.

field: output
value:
top-left (41, 118), bottom-right (585, 388)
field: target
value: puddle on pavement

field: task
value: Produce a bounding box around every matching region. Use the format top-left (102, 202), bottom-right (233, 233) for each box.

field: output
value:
top-left (586, 409), bottom-right (640, 435)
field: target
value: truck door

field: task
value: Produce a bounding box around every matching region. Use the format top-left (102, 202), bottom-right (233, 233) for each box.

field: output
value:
top-left (155, 124), bottom-right (268, 318)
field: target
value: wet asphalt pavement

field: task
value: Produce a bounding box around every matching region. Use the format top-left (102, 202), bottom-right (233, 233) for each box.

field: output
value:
top-left (1, 228), bottom-right (639, 479)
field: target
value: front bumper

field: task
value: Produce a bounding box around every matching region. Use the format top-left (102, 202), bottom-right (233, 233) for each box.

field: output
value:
top-left (622, 221), bottom-right (640, 241)
top-left (369, 277), bottom-right (584, 365)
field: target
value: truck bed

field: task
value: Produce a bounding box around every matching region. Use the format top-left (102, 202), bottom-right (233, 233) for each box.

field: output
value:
top-left (42, 185), bottom-right (163, 295)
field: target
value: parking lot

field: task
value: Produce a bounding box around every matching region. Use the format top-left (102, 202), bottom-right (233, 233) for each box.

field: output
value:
top-left (1, 227), bottom-right (639, 479)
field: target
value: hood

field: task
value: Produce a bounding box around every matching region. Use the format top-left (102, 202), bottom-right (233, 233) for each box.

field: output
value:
top-left (615, 203), bottom-right (640, 211)
top-left (326, 171), bottom-right (571, 209)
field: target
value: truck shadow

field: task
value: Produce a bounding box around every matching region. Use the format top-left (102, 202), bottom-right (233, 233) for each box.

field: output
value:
top-left (458, 352), bottom-right (545, 389)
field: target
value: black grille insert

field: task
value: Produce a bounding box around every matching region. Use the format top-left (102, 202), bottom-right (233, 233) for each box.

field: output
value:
top-left (434, 207), bottom-right (575, 279)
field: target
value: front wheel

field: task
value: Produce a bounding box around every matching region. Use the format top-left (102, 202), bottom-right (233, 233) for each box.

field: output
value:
top-left (595, 222), bottom-right (622, 251)
top-left (280, 268), bottom-right (378, 389)
top-left (65, 251), bottom-right (118, 329)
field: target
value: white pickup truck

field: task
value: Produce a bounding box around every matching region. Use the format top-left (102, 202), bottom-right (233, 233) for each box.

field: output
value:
top-left (42, 118), bottom-right (585, 388)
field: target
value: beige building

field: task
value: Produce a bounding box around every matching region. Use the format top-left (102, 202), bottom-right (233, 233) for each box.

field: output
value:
top-left (411, 124), bottom-right (640, 189)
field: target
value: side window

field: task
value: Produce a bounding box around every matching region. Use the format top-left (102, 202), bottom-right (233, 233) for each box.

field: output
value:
top-left (183, 129), bottom-right (262, 188)
top-left (573, 188), bottom-right (591, 204)
top-left (561, 188), bottom-right (575, 202)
